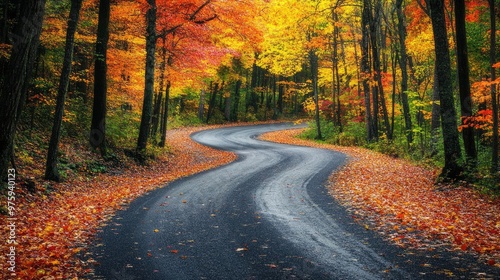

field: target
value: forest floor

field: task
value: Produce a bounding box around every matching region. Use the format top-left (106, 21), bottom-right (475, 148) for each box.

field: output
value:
top-left (1, 122), bottom-right (499, 279)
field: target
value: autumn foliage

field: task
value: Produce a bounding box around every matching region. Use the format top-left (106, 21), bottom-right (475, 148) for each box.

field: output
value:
top-left (0, 126), bottom-right (236, 279)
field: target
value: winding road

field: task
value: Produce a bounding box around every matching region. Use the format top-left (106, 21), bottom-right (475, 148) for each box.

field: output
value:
top-left (91, 123), bottom-right (495, 279)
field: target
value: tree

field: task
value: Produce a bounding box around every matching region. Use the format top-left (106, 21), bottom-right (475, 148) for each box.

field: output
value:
top-left (427, 0), bottom-right (463, 180)
top-left (90, 0), bottom-right (110, 155)
top-left (361, 0), bottom-right (375, 141)
top-left (45, 0), bottom-right (83, 182)
top-left (488, 0), bottom-right (498, 173)
top-left (310, 47), bottom-right (322, 139)
top-left (0, 0), bottom-right (46, 183)
top-left (455, 0), bottom-right (477, 167)
top-left (396, 0), bottom-right (413, 144)
top-left (136, 0), bottom-right (156, 158)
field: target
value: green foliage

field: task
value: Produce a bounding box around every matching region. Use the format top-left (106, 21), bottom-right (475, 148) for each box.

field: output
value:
top-left (107, 109), bottom-right (140, 149)
top-left (169, 112), bottom-right (204, 128)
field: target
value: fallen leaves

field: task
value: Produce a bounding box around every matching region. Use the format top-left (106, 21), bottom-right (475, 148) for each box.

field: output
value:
top-left (0, 125), bottom-right (237, 279)
top-left (260, 128), bottom-right (500, 266)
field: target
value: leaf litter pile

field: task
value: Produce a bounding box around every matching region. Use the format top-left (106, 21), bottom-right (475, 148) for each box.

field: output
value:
top-left (0, 126), bottom-right (236, 279)
top-left (260, 128), bottom-right (500, 269)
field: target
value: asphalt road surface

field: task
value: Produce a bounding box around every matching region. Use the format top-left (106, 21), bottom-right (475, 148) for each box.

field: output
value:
top-left (91, 123), bottom-right (497, 279)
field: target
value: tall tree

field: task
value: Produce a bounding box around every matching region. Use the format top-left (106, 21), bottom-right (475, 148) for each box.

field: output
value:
top-left (454, 0), bottom-right (477, 167)
top-left (427, 0), bottom-right (463, 180)
top-left (396, 0), bottom-right (413, 144)
top-left (309, 47), bottom-right (322, 139)
top-left (370, 0), bottom-right (391, 140)
top-left (488, 0), bottom-right (498, 173)
top-left (45, 0), bottom-right (83, 182)
top-left (0, 0), bottom-right (46, 182)
top-left (361, 0), bottom-right (375, 141)
top-left (90, 0), bottom-right (110, 155)
top-left (136, 0), bottom-right (156, 157)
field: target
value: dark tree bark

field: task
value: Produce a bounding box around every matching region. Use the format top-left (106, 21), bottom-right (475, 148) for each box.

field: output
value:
top-left (224, 95), bottom-right (231, 121)
top-left (370, 0), bottom-right (391, 140)
top-left (428, 0), bottom-right (463, 180)
top-left (90, 0), bottom-right (110, 155)
top-left (488, 0), bottom-right (498, 173)
top-left (309, 48), bottom-right (322, 140)
top-left (151, 38), bottom-right (167, 144)
top-left (231, 80), bottom-right (242, 122)
top-left (455, 0), bottom-right (477, 167)
top-left (158, 81), bottom-right (170, 148)
top-left (361, 0), bottom-right (374, 141)
top-left (430, 63), bottom-right (441, 156)
top-left (0, 0), bottom-right (45, 182)
top-left (198, 89), bottom-right (205, 121)
top-left (136, 0), bottom-right (156, 157)
top-left (206, 82), bottom-right (218, 123)
top-left (332, 11), bottom-right (343, 131)
top-left (45, 0), bottom-right (83, 182)
top-left (396, 0), bottom-right (413, 144)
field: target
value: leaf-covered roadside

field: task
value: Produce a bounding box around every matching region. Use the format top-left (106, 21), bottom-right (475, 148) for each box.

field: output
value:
top-left (0, 126), bottom-right (236, 279)
top-left (260, 128), bottom-right (500, 268)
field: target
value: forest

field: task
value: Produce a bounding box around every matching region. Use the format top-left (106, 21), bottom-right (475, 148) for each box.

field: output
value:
top-left (0, 0), bottom-right (499, 190)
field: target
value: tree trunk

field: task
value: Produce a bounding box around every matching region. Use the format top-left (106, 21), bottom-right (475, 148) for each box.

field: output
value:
top-left (489, 0), bottom-right (498, 173)
top-left (232, 80), bottom-right (242, 122)
top-left (224, 92), bottom-right (231, 121)
top-left (428, 0), bottom-right (463, 180)
top-left (0, 0), bottom-right (45, 182)
top-left (396, 0), bottom-right (413, 144)
top-left (309, 48), bottom-right (322, 140)
top-left (455, 0), bottom-right (477, 167)
top-left (45, 0), bottom-right (83, 182)
top-left (198, 89), bottom-right (205, 121)
top-left (361, 0), bottom-right (374, 141)
top-left (151, 39), bottom-right (167, 143)
top-left (430, 63), bottom-right (441, 156)
top-left (370, 0), bottom-right (391, 140)
top-left (136, 0), bottom-right (156, 157)
top-left (206, 82), bottom-right (218, 123)
top-left (158, 81), bottom-right (170, 147)
top-left (90, 0), bottom-right (110, 155)
top-left (332, 12), bottom-right (343, 131)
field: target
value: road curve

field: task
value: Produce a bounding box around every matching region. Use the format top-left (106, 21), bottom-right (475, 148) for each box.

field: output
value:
top-left (91, 123), bottom-right (409, 279)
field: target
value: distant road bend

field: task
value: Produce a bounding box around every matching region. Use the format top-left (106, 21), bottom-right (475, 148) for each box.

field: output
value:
top-left (92, 123), bottom-right (489, 279)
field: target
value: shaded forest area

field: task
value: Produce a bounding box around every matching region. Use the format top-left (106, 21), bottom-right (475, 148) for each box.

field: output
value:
top-left (0, 0), bottom-right (499, 192)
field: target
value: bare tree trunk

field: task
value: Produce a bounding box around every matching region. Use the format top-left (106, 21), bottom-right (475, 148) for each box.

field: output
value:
top-left (310, 48), bottom-right (322, 140)
top-left (370, 0), bottom-right (391, 140)
top-left (428, 0), bottom-right (463, 180)
top-left (455, 0), bottom-right (477, 167)
top-left (430, 63), bottom-right (441, 156)
top-left (90, 0), bottom-right (110, 156)
top-left (0, 0), bottom-right (45, 182)
top-left (45, 0), bottom-right (83, 181)
top-left (396, 0), bottom-right (413, 144)
top-left (198, 89), bottom-right (205, 121)
top-left (206, 82), bottom-right (218, 123)
top-left (136, 0), bottom-right (156, 158)
top-left (158, 81), bottom-right (170, 148)
top-left (151, 38), bottom-right (167, 144)
top-left (361, 0), bottom-right (374, 141)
